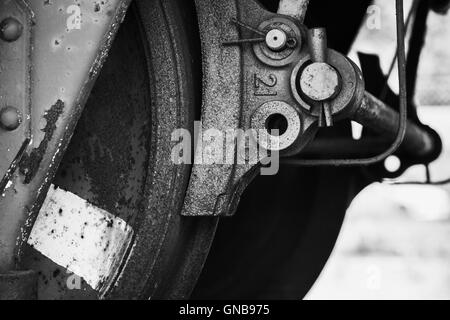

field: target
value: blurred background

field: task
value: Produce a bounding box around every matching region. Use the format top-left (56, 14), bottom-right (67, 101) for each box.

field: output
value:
top-left (308, 0), bottom-right (450, 300)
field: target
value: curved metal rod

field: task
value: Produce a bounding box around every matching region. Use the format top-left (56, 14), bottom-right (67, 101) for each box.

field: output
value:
top-left (380, 0), bottom-right (420, 100)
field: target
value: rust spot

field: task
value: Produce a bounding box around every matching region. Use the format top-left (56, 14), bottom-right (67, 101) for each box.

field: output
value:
top-left (19, 100), bottom-right (65, 183)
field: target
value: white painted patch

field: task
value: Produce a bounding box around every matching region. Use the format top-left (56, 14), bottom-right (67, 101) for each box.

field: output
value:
top-left (28, 185), bottom-right (134, 292)
top-left (384, 155), bottom-right (402, 173)
top-left (351, 121), bottom-right (363, 140)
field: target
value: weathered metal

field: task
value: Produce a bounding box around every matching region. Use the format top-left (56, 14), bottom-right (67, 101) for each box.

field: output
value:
top-left (192, 0), bottom-right (374, 300)
top-left (0, 270), bottom-right (37, 300)
top-left (286, 92), bottom-right (438, 163)
top-left (277, 0), bottom-right (310, 23)
top-left (353, 93), bottom-right (436, 158)
top-left (251, 101), bottom-right (302, 151)
top-left (0, 0), bottom-right (442, 299)
top-left (302, 28), bottom-right (337, 127)
top-left (0, 16), bottom-right (23, 42)
top-left (182, 0), bottom-right (247, 218)
top-left (182, 0), bottom-right (365, 217)
top-left (307, 28), bottom-right (328, 63)
top-left (281, 0), bottom-right (421, 167)
top-left (182, 0), bottom-right (439, 217)
top-left (299, 63), bottom-right (341, 102)
top-left (0, 0), bottom-right (132, 276)
top-left (0, 0), bottom-right (221, 300)
top-left (0, 0), bottom-right (32, 205)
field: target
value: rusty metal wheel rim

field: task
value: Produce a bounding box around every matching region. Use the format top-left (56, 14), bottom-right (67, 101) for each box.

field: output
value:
top-left (19, 0), bottom-right (218, 300)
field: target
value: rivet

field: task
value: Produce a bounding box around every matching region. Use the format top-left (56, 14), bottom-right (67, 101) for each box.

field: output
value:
top-left (0, 106), bottom-right (22, 131)
top-left (0, 17), bottom-right (23, 42)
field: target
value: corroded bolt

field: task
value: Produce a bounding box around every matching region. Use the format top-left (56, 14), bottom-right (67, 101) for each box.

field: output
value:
top-left (299, 62), bottom-right (341, 101)
top-left (303, 27), bottom-right (338, 127)
top-left (0, 17), bottom-right (23, 42)
top-left (0, 106), bottom-right (22, 131)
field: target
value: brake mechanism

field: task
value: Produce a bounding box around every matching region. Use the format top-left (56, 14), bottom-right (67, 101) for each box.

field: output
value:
top-left (181, 0), bottom-right (439, 217)
top-left (0, 0), bottom-right (441, 296)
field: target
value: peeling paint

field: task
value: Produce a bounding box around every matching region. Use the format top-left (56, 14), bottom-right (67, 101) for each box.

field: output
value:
top-left (19, 100), bottom-right (64, 183)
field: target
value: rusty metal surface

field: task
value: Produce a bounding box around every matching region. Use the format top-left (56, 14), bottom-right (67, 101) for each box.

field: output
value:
top-left (299, 62), bottom-right (340, 102)
top-left (0, 0), bottom-right (441, 299)
top-left (281, 0), bottom-right (435, 168)
top-left (0, 0), bottom-right (132, 273)
top-left (277, 0), bottom-right (310, 23)
top-left (354, 93), bottom-right (436, 158)
top-left (183, 0), bottom-right (438, 218)
top-left (0, 270), bottom-right (37, 300)
top-left (19, 7), bottom-right (153, 298)
top-left (93, 0), bottom-right (218, 300)
top-left (182, 0), bottom-right (364, 217)
top-left (290, 50), bottom-right (364, 123)
top-left (10, 0), bottom-right (218, 300)
top-left (183, 0), bottom-right (310, 217)
top-left (182, 0), bottom-right (244, 218)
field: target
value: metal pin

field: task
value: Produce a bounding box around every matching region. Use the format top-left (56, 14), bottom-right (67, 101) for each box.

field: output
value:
top-left (323, 102), bottom-right (333, 127)
top-left (222, 37), bottom-right (265, 46)
top-left (0, 17), bottom-right (23, 42)
top-left (231, 18), bottom-right (265, 36)
top-left (318, 106), bottom-right (326, 128)
top-left (306, 28), bottom-right (335, 127)
top-left (308, 28), bottom-right (328, 63)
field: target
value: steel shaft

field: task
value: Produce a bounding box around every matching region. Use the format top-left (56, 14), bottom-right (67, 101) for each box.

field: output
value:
top-left (353, 92), bottom-right (436, 158)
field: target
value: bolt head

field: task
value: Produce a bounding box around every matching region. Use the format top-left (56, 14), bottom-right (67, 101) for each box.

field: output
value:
top-left (299, 62), bottom-right (341, 101)
top-left (265, 29), bottom-right (287, 52)
top-left (0, 17), bottom-right (23, 42)
top-left (0, 106), bottom-right (22, 131)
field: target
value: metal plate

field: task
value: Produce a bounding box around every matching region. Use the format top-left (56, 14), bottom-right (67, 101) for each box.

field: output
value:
top-left (0, 0), bottom-right (32, 187)
top-left (0, 0), bottom-right (131, 272)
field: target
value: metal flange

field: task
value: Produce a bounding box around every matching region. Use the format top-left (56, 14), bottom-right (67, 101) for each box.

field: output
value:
top-left (0, 0), bottom-right (132, 274)
top-left (182, 0), bottom-right (367, 217)
top-left (0, 0), bottom-right (33, 191)
top-left (290, 49), bottom-right (365, 121)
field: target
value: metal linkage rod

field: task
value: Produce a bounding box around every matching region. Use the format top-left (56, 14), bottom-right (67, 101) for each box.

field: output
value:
top-left (277, 0), bottom-right (310, 23)
top-left (353, 93), bottom-right (435, 158)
